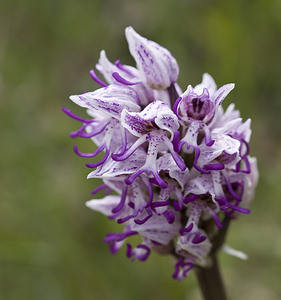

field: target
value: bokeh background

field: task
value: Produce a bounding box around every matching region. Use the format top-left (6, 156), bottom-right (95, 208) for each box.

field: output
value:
top-left (1, 0), bottom-right (280, 299)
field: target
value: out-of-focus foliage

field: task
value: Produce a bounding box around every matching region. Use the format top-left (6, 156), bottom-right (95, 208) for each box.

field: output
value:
top-left (0, 0), bottom-right (280, 299)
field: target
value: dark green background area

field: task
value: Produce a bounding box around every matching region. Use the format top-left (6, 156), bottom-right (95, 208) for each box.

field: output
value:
top-left (0, 0), bottom-right (280, 299)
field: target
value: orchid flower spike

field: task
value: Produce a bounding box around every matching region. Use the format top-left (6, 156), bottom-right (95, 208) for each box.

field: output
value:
top-left (63, 27), bottom-right (258, 283)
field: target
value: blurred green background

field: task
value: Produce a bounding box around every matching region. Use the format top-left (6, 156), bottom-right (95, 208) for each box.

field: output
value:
top-left (0, 0), bottom-right (280, 299)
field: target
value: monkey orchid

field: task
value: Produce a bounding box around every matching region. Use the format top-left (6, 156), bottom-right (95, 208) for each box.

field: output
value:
top-left (63, 27), bottom-right (258, 300)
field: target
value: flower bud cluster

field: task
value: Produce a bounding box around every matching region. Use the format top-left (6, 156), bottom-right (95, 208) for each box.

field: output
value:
top-left (64, 27), bottom-right (258, 280)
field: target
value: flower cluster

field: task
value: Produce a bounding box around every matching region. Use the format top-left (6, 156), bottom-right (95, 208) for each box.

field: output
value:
top-left (63, 27), bottom-right (258, 281)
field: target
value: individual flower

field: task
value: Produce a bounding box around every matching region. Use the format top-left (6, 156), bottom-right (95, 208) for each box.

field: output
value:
top-left (173, 73), bottom-right (235, 149)
top-left (113, 100), bottom-right (186, 188)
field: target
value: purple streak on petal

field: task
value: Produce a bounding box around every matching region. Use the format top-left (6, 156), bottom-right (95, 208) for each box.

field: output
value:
top-left (91, 184), bottom-right (108, 195)
top-left (183, 194), bottom-right (200, 204)
top-left (62, 108), bottom-right (93, 123)
top-left (74, 144), bottom-right (104, 157)
top-left (172, 97), bottom-right (182, 117)
top-left (112, 184), bottom-right (128, 213)
top-left (134, 208), bottom-right (153, 225)
top-left (89, 69), bottom-right (108, 87)
top-left (112, 72), bottom-right (139, 85)
top-left (136, 244), bottom-right (151, 261)
top-left (204, 163), bottom-right (225, 171)
top-left (163, 210), bottom-right (175, 224)
top-left (179, 223), bottom-right (193, 235)
top-left (193, 146), bottom-right (211, 174)
top-left (85, 147), bottom-right (110, 168)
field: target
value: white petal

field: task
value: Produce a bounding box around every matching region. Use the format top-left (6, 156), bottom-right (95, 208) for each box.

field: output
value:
top-left (87, 147), bottom-right (147, 178)
top-left (70, 84), bottom-right (140, 119)
top-left (131, 212), bottom-right (181, 245)
top-left (125, 26), bottom-right (179, 89)
top-left (85, 195), bottom-right (120, 216)
top-left (194, 73), bottom-right (217, 96)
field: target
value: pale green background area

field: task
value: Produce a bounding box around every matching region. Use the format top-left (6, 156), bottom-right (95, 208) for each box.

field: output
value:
top-left (0, 0), bottom-right (281, 299)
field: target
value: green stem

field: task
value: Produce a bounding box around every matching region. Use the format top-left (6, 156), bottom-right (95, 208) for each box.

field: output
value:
top-left (195, 255), bottom-right (227, 300)
top-left (195, 216), bottom-right (231, 300)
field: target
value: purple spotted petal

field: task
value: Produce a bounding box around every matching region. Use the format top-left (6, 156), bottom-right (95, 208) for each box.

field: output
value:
top-left (125, 26), bottom-right (179, 89)
top-left (69, 84), bottom-right (140, 119)
top-left (121, 101), bottom-right (179, 137)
